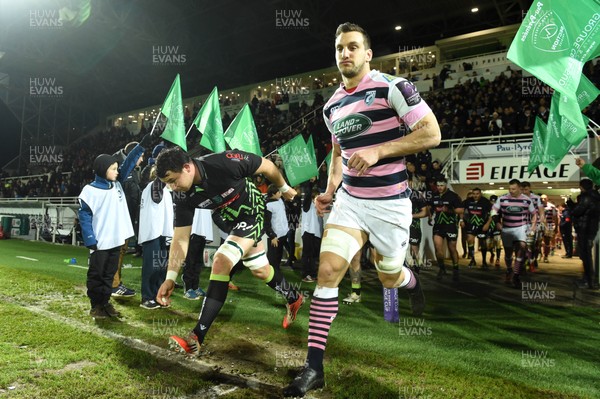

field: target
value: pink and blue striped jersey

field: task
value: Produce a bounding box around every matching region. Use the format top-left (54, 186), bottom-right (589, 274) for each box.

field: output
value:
top-left (492, 193), bottom-right (536, 228)
top-left (323, 70), bottom-right (432, 199)
top-left (544, 203), bottom-right (557, 224)
top-left (525, 193), bottom-right (543, 224)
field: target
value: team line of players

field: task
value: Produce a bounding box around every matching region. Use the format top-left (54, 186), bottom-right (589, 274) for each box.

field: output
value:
top-left (410, 178), bottom-right (559, 288)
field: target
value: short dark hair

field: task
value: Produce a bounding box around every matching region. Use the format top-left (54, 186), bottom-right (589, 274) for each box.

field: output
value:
top-left (267, 184), bottom-right (279, 197)
top-left (156, 147), bottom-right (191, 178)
top-left (335, 22), bottom-right (371, 50)
top-left (519, 180), bottom-right (530, 188)
top-left (472, 187), bottom-right (481, 192)
top-left (436, 177), bottom-right (448, 184)
top-left (580, 178), bottom-right (593, 192)
top-left (510, 179), bottom-right (521, 186)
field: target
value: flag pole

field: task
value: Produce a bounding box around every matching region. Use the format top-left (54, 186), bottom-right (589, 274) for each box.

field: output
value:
top-left (265, 147), bottom-right (279, 157)
top-left (185, 123), bottom-right (195, 138)
top-left (149, 111), bottom-right (162, 137)
top-left (587, 118), bottom-right (600, 138)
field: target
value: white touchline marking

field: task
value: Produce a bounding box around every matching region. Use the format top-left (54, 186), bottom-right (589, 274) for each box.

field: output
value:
top-left (16, 256), bottom-right (38, 261)
top-left (64, 264), bottom-right (142, 270)
top-left (67, 264), bottom-right (88, 270)
top-left (455, 290), bottom-right (476, 297)
top-left (2, 296), bottom-right (280, 395)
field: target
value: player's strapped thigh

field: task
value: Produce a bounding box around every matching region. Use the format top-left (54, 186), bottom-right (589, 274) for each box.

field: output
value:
top-left (241, 250), bottom-right (269, 270)
top-left (374, 253), bottom-right (407, 274)
top-left (215, 239), bottom-right (244, 265)
top-left (320, 227), bottom-right (362, 265)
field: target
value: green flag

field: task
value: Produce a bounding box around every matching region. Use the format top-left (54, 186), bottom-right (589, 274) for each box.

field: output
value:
top-left (223, 104), bottom-right (262, 156)
top-left (278, 135), bottom-right (318, 186)
top-left (507, 0), bottom-right (600, 99)
top-left (323, 150), bottom-right (332, 173)
top-left (159, 74), bottom-right (187, 151)
top-left (306, 135), bottom-right (317, 167)
top-left (555, 74), bottom-right (597, 146)
top-left (195, 87), bottom-right (226, 153)
top-left (543, 92), bottom-right (585, 170)
top-left (556, 89), bottom-right (592, 147)
top-left (574, 75), bottom-right (600, 110)
top-left (528, 117), bottom-right (548, 174)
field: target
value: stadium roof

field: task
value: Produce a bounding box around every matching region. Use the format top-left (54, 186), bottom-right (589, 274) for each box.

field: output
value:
top-left (0, 0), bottom-right (531, 115)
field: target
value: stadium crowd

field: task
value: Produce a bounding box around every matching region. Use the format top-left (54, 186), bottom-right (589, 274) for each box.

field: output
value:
top-left (1, 59), bottom-right (599, 200)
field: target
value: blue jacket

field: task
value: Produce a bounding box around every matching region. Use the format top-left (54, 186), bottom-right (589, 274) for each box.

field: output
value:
top-left (78, 145), bottom-right (145, 248)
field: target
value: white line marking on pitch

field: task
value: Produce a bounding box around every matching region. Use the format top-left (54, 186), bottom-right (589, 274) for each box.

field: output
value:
top-left (67, 264), bottom-right (88, 270)
top-left (16, 256), bottom-right (38, 261)
top-left (454, 290), bottom-right (476, 297)
top-left (3, 298), bottom-right (280, 395)
top-left (63, 264), bottom-right (141, 270)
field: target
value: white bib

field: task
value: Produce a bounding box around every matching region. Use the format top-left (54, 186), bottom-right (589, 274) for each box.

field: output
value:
top-left (79, 182), bottom-right (134, 250)
top-left (138, 181), bottom-right (174, 244)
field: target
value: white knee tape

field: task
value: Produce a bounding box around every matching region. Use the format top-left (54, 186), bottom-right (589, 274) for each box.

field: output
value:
top-left (242, 251), bottom-right (269, 270)
top-left (377, 256), bottom-right (404, 274)
top-left (215, 240), bottom-right (244, 265)
top-left (320, 229), bottom-right (361, 264)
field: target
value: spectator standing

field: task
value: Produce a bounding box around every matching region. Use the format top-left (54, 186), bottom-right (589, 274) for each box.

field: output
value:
top-left (138, 170), bottom-right (173, 309)
top-left (568, 179), bottom-right (600, 289)
top-left (78, 136), bottom-right (148, 318)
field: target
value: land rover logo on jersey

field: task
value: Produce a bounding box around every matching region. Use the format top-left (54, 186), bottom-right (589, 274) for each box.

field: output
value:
top-left (506, 206), bottom-right (523, 213)
top-left (364, 90), bottom-right (376, 106)
top-left (531, 10), bottom-right (570, 53)
top-left (332, 114), bottom-right (372, 140)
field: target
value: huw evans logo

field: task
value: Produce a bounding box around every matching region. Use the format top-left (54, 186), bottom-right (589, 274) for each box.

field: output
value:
top-left (276, 77), bottom-right (309, 95)
top-left (398, 46), bottom-right (435, 65)
top-left (152, 45), bottom-right (187, 65)
top-left (521, 350), bottom-right (555, 367)
top-left (398, 318), bottom-right (432, 336)
top-left (521, 77), bottom-right (553, 97)
top-left (275, 10), bottom-right (309, 29)
top-left (30, 9), bottom-right (63, 28)
top-left (332, 114), bottom-right (372, 141)
top-left (30, 78), bottom-right (63, 97)
top-left (275, 350), bottom-right (304, 368)
top-left (29, 146), bottom-right (63, 165)
top-left (521, 281), bottom-right (556, 302)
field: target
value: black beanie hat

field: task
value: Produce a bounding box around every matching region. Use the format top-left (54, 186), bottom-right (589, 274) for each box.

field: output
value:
top-left (93, 154), bottom-right (118, 179)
